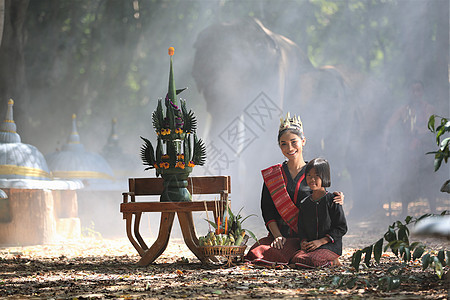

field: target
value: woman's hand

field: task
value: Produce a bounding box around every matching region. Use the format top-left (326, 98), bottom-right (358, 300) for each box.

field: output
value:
top-left (332, 191), bottom-right (344, 205)
top-left (303, 239), bottom-right (327, 252)
top-left (270, 236), bottom-right (286, 249)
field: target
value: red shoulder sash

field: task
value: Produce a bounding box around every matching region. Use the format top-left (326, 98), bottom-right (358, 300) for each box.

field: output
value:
top-left (261, 164), bottom-right (302, 234)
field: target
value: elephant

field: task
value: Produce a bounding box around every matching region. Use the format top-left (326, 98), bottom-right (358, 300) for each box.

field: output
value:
top-left (192, 17), bottom-right (387, 222)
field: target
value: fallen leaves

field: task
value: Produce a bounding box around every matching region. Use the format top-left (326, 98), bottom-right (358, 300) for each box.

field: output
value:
top-left (0, 237), bottom-right (448, 299)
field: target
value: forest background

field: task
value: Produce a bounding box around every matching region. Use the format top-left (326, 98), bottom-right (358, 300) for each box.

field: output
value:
top-left (0, 0), bottom-right (448, 233)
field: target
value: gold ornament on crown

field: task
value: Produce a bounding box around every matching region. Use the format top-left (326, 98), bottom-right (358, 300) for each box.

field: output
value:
top-left (279, 112), bottom-right (303, 132)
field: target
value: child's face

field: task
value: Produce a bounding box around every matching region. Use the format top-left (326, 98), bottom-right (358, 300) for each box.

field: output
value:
top-left (306, 167), bottom-right (323, 191)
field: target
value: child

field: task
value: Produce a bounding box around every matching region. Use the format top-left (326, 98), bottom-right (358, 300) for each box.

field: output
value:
top-left (291, 157), bottom-right (347, 268)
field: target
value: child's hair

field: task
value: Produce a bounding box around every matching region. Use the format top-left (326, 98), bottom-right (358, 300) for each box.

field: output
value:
top-left (305, 158), bottom-right (331, 188)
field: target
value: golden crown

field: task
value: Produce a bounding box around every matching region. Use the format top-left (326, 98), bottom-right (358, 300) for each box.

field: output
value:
top-left (279, 112), bottom-right (303, 132)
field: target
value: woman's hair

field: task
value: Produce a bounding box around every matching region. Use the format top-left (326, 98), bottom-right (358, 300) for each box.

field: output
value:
top-left (277, 128), bottom-right (305, 143)
top-left (305, 157), bottom-right (331, 188)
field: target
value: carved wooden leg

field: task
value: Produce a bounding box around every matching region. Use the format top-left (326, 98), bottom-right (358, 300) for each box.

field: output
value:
top-left (134, 212), bottom-right (148, 251)
top-left (137, 212), bottom-right (175, 266)
top-left (177, 211), bottom-right (207, 264)
top-left (125, 213), bottom-right (145, 256)
top-left (186, 211), bottom-right (199, 245)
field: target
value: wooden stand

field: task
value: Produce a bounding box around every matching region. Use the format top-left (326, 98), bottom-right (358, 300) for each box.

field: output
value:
top-left (120, 176), bottom-right (231, 266)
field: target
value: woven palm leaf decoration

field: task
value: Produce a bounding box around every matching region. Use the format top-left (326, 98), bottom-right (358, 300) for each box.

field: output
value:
top-left (140, 47), bottom-right (206, 176)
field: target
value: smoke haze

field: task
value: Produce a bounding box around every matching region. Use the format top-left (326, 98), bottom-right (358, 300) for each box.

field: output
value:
top-left (0, 0), bottom-right (448, 239)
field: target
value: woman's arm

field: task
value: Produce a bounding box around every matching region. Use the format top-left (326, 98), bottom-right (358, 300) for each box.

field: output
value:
top-left (302, 237), bottom-right (331, 252)
top-left (267, 221), bottom-right (286, 249)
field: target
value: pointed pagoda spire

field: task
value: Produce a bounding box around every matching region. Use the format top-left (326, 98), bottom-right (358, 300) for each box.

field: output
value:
top-left (68, 114), bottom-right (81, 144)
top-left (167, 47), bottom-right (177, 106)
top-left (108, 118), bottom-right (119, 143)
top-left (103, 118), bottom-right (119, 152)
top-left (61, 114), bottom-right (84, 152)
top-left (0, 99), bottom-right (21, 143)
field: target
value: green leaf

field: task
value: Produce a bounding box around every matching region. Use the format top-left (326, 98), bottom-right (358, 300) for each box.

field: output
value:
top-left (351, 250), bottom-right (362, 272)
top-left (385, 240), bottom-right (401, 256)
top-left (363, 245), bottom-right (373, 267)
top-left (436, 125), bottom-right (446, 144)
top-left (422, 253), bottom-right (431, 270)
top-left (412, 246), bottom-right (425, 260)
top-left (437, 250), bottom-right (445, 266)
top-left (428, 115), bottom-right (436, 132)
top-left (434, 156), bottom-right (443, 172)
top-left (404, 215), bottom-right (413, 224)
top-left (204, 219), bottom-right (217, 229)
top-left (391, 277), bottom-right (401, 290)
top-left (434, 260), bottom-right (443, 279)
top-left (244, 229), bottom-right (259, 244)
top-left (417, 213), bottom-right (432, 221)
top-left (374, 238), bottom-right (383, 264)
top-left (379, 276), bottom-right (401, 292)
top-left (403, 247), bottom-right (411, 262)
top-left (409, 241), bottom-right (421, 251)
top-left (397, 225), bottom-right (409, 244)
top-left (440, 137), bottom-right (450, 151)
top-left (384, 227), bottom-right (396, 242)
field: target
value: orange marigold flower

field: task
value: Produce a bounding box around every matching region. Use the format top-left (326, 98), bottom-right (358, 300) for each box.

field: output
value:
top-left (175, 161), bottom-right (185, 169)
top-left (177, 154), bottom-right (185, 160)
top-left (161, 128), bottom-right (171, 135)
top-left (153, 164), bottom-right (158, 169)
top-left (168, 47), bottom-right (175, 56)
top-left (188, 161), bottom-right (195, 168)
top-left (159, 162), bottom-right (165, 168)
top-left (163, 162), bottom-right (170, 169)
top-left (175, 128), bottom-right (183, 134)
top-left (162, 154), bottom-right (169, 159)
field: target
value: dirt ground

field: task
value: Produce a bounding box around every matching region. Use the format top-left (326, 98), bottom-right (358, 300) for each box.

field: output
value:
top-left (0, 219), bottom-right (449, 299)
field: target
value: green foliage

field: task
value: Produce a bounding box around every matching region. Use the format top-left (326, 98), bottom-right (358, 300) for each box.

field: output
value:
top-left (427, 115), bottom-right (450, 171)
top-left (350, 212), bottom-right (450, 287)
top-left (225, 206), bottom-right (259, 245)
top-left (180, 100), bottom-right (197, 134)
top-left (140, 136), bottom-right (156, 170)
top-left (152, 100), bottom-right (164, 132)
top-left (201, 206), bottom-right (258, 246)
top-left (192, 134), bottom-right (206, 166)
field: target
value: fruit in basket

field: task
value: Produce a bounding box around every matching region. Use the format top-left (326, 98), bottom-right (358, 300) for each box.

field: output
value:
top-left (202, 206), bottom-right (259, 247)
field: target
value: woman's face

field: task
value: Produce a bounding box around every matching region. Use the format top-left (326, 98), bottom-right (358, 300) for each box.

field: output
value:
top-left (279, 131), bottom-right (306, 161)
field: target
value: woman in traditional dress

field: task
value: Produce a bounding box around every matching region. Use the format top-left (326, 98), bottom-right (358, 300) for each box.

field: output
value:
top-left (245, 113), bottom-right (344, 266)
top-left (292, 157), bottom-right (347, 268)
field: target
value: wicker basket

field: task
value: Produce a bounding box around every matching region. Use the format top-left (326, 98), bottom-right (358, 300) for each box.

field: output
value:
top-left (199, 245), bottom-right (246, 258)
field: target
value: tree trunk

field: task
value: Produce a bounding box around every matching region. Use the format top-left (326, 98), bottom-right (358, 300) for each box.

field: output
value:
top-left (0, 0), bottom-right (29, 127)
top-left (0, 0), bottom-right (4, 47)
